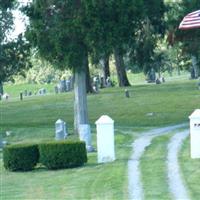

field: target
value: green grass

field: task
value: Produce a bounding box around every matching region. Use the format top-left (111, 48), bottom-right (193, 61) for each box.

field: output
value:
top-left (1, 130), bottom-right (134, 200)
top-left (140, 134), bottom-right (172, 200)
top-left (4, 83), bottom-right (55, 97)
top-left (1, 79), bottom-right (199, 133)
top-left (1, 75), bottom-right (200, 199)
top-left (179, 137), bottom-right (200, 199)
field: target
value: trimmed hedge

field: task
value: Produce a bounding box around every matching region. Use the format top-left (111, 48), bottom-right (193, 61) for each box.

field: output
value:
top-left (3, 143), bottom-right (39, 171)
top-left (39, 141), bottom-right (87, 169)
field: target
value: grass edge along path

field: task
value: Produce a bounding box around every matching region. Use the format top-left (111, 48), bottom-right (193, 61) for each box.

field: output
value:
top-left (179, 136), bottom-right (200, 199)
top-left (0, 129), bottom-right (134, 200)
top-left (167, 130), bottom-right (189, 200)
top-left (140, 134), bottom-right (172, 200)
top-left (128, 124), bottom-right (186, 200)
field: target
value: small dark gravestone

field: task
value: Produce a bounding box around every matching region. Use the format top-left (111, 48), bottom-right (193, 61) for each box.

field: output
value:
top-left (100, 76), bottom-right (105, 88)
top-left (28, 91), bottom-right (32, 96)
top-left (147, 68), bottom-right (156, 83)
top-left (20, 92), bottom-right (23, 101)
top-left (125, 89), bottom-right (130, 98)
top-left (106, 76), bottom-right (112, 87)
top-left (155, 78), bottom-right (161, 84)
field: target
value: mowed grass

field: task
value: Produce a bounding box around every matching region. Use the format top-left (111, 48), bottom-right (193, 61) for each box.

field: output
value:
top-left (0, 76), bottom-right (200, 199)
top-left (140, 134), bottom-right (172, 200)
top-left (1, 130), bottom-right (134, 200)
top-left (1, 79), bottom-right (199, 132)
top-left (179, 137), bottom-right (200, 199)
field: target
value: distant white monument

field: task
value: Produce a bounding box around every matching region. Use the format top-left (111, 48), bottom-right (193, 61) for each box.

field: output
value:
top-left (189, 109), bottom-right (200, 158)
top-left (95, 115), bottom-right (115, 163)
top-left (55, 119), bottom-right (67, 140)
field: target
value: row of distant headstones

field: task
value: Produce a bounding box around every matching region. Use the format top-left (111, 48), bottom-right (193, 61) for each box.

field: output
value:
top-left (0, 76), bottom-right (115, 101)
top-left (0, 79), bottom-right (74, 101)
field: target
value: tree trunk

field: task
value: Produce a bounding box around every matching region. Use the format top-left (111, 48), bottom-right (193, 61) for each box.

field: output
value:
top-left (0, 81), bottom-right (3, 95)
top-left (74, 69), bottom-right (89, 133)
top-left (102, 54), bottom-right (110, 86)
top-left (73, 58), bottom-right (93, 151)
top-left (191, 55), bottom-right (199, 79)
top-left (85, 55), bottom-right (94, 93)
top-left (114, 48), bottom-right (131, 87)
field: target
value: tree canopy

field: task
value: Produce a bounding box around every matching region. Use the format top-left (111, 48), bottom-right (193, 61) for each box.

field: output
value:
top-left (0, 0), bottom-right (31, 94)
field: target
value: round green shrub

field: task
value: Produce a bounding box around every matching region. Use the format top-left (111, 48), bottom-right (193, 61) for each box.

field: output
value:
top-left (39, 141), bottom-right (87, 169)
top-left (3, 143), bottom-right (39, 171)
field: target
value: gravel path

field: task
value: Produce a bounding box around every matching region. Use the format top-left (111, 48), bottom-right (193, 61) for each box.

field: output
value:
top-left (167, 130), bottom-right (190, 200)
top-left (128, 124), bottom-right (187, 200)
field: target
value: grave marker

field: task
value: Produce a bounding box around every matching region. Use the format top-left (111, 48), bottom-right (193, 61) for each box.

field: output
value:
top-left (55, 119), bottom-right (67, 140)
top-left (125, 89), bottom-right (130, 98)
top-left (95, 115), bottom-right (115, 163)
top-left (79, 124), bottom-right (93, 152)
top-left (20, 92), bottom-right (23, 101)
top-left (189, 109), bottom-right (200, 158)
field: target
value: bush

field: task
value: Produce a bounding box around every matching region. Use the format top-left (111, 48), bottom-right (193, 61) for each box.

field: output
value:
top-left (39, 141), bottom-right (87, 169)
top-left (3, 143), bottom-right (39, 171)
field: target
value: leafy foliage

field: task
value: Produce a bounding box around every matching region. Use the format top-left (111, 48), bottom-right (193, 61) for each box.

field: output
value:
top-left (0, 35), bottom-right (32, 83)
top-left (24, 0), bottom-right (89, 71)
top-left (0, 0), bottom-right (32, 92)
top-left (3, 143), bottom-right (39, 171)
top-left (39, 140), bottom-right (87, 169)
top-left (130, 0), bottom-right (166, 74)
top-left (0, 0), bottom-right (16, 43)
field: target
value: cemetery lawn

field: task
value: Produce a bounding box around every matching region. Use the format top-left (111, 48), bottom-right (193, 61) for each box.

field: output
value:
top-left (180, 137), bottom-right (200, 199)
top-left (1, 77), bottom-right (200, 199)
top-left (140, 134), bottom-right (173, 200)
top-left (0, 130), bottom-right (135, 200)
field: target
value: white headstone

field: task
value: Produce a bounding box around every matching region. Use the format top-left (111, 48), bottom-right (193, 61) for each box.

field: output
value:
top-left (189, 109), bottom-right (200, 158)
top-left (55, 119), bottom-right (67, 140)
top-left (79, 124), bottom-right (93, 152)
top-left (95, 115), bottom-right (115, 163)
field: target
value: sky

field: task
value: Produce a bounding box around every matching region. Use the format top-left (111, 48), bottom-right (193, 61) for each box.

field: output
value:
top-left (12, 0), bottom-right (31, 38)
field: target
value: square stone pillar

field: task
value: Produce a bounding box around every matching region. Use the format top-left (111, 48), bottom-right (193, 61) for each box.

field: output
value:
top-left (95, 115), bottom-right (115, 163)
top-left (189, 109), bottom-right (200, 158)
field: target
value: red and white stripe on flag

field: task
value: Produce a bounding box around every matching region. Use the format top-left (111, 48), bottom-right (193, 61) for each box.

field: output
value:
top-left (179, 10), bottom-right (200, 30)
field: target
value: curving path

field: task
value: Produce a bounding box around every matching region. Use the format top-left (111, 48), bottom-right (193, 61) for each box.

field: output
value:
top-left (128, 124), bottom-right (188, 200)
top-left (167, 130), bottom-right (190, 200)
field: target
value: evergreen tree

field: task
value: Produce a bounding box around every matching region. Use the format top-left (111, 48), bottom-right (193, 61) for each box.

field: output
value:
top-left (24, 0), bottom-right (93, 139)
top-left (84, 0), bottom-right (143, 86)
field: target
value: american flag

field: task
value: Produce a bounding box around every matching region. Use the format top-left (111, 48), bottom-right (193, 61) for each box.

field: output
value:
top-left (179, 10), bottom-right (200, 30)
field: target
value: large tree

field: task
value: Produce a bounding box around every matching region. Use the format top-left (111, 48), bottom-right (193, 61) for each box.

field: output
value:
top-left (23, 0), bottom-right (102, 150)
top-left (0, 1), bottom-right (31, 95)
top-left (84, 0), bottom-right (144, 87)
top-left (131, 0), bottom-right (166, 76)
